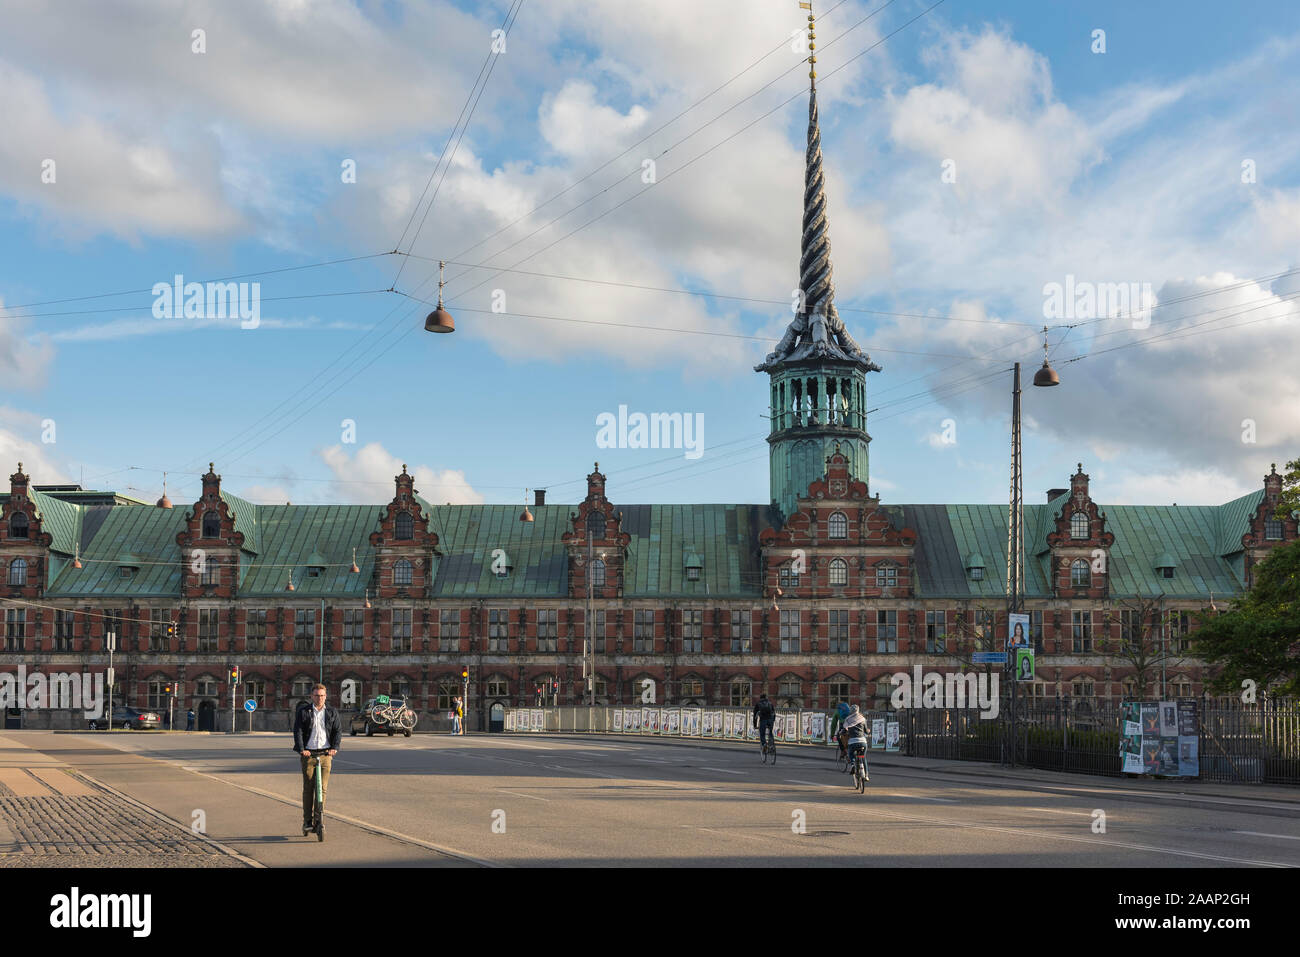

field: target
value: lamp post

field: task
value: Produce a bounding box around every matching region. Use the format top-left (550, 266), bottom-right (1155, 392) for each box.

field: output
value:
top-left (105, 630), bottom-right (115, 732)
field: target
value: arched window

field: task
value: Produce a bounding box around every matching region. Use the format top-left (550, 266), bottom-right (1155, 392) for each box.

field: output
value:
top-left (1070, 558), bottom-right (1090, 587)
top-left (586, 510), bottom-right (604, 538)
top-left (828, 511), bottom-right (848, 539)
top-left (9, 513), bottom-right (29, 539)
top-left (202, 511), bottom-right (221, 538)
top-left (1070, 512), bottom-right (1089, 539)
top-left (591, 558), bottom-right (605, 588)
top-left (8, 558), bottom-right (27, 586)
top-left (395, 511), bottom-right (413, 540)
top-left (729, 677), bottom-right (752, 708)
top-left (393, 559), bottom-right (413, 586)
top-left (829, 558), bottom-right (848, 586)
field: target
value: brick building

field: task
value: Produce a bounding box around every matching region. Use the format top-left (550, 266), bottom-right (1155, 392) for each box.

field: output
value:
top-left (2, 63), bottom-right (1295, 731)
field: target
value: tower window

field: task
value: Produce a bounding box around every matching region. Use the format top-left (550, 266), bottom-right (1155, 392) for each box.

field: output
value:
top-left (828, 511), bottom-right (848, 539)
top-left (1070, 512), bottom-right (1089, 539)
top-left (1265, 519), bottom-right (1282, 540)
top-left (395, 512), bottom-right (413, 540)
top-left (9, 513), bottom-right (29, 539)
top-left (586, 510), bottom-right (604, 538)
top-left (202, 511), bottom-right (221, 538)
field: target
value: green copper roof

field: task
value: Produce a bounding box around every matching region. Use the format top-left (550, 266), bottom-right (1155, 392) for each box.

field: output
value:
top-left (28, 489), bottom-right (82, 556)
top-left (240, 506), bottom-right (377, 596)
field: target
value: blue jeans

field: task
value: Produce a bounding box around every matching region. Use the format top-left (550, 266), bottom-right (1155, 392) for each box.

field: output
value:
top-left (758, 719), bottom-right (775, 748)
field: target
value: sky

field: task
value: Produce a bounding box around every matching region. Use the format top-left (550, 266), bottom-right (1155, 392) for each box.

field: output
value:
top-left (1, 0), bottom-right (1297, 512)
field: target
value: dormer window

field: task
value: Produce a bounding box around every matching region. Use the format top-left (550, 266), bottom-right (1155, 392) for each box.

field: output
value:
top-left (118, 566), bottom-right (136, 580)
top-left (1155, 552), bottom-right (1176, 580)
top-left (202, 511), bottom-right (220, 538)
top-left (1070, 512), bottom-right (1088, 539)
top-left (684, 552), bottom-right (702, 583)
top-left (591, 559), bottom-right (606, 587)
top-left (9, 513), bottom-right (29, 539)
top-left (828, 511), bottom-right (848, 540)
top-left (965, 553), bottom-right (985, 582)
top-left (1265, 519), bottom-right (1283, 540)
top-left (686, 565), bottom-right (700, 581)
top-left (395, 512), bottom-right (413, 541)
top-left (586, 510), bottom-right (604, 538)
top-left (306, 566), bottom-right (324, 578)
top-left (1070, 558), bottom-right (1090, 587)
top-left (394, 559), bottom-right (413, 586)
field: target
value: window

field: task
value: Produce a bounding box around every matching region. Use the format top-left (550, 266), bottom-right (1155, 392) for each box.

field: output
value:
top-left (202, 511), bottom-right (220, 538)
top-left (54, 610), bottom-right (74, 651)
top-left (438, 609), bottom-right (458, 652)
top-left (592, 609), bottom-right (606, 654)
top-left (975, 610), bottom-right (995, 646)
top-left (969, 566), bottom-right (984, 581)
top-left (779, 609), bottom-right (800, 653)
top-left (729, 677), bottom-right (752, 707)
top-left (244, 679), bottom-right (266, 709)
top-left (291, 676), bottom-right (314, 710)
top-left (1070, 512), bottom-right (1089, 539)
top-left (591, 674), bottom-right (608, 700)
top-left (679, 676), bottom-right (704, 699)
top-left (828, 511), bottom-right (848, 540)
top-left (681, 610), bottom-right (702, 652)
top-left (633, 609), bottom-right (653, 653)
top-left (4, 609), bottom-right (25, 650)
top-left (387, 676), bottom-right (411, 699)
top-left (1160, 565), bottom-right (1175, 580)
top-left (197, 608), bottom-right (219, 652)
top-left (486, 676), bottom-right (509, 698)
top-left (875, 564), bottom-right (898, 588)
top-left (685, 564), bottom-right (701, 582)
top-left (195, 676), bottom-right (217, 697)
top-left (294, 608), bottom-right (315, 652)
top-left (876, 610), bottom-right (897, 652)
top-left (1030, 610), bottom-right (1043, 654)
top-left (1119, 609), bottom-right (1138, 648)
top-left (438, 680), bottom-right (461, 711)
top-left (147, 678), bottom-right (171, 710)
top-left (729, 610), bottom-right (750, 654)
top-left (778, 674), bottom-right (801, 707)
top-left (342, 609), bottom-right (362, 652)
top-left (118, 566), bottom-right (134, 580)
top-left (1171, 678), bottom-right (1192, 698)
top-left (537, 609), bottom-right (558, 652)
top-left (488, 608), bottom-right (509, 652)
top-left (1072, 610), bottom-right (1092, 653)
top-left (829, 558), bottom-right (848, 587)
top-left (9, 512), bottom-right (29, 539)
top-left (1071, 679), bottom-right (1094, 698)
top-left (925, 610), bottom-right (946, 653)
top-left (238, 608), bottom-right (263, 652)
top-left (1070, 559), bottom-right (1090, 587)
top-left (591, 559), bottom-right (605, 588)
top-left (778, 562), bottom-right (799, 589)
top-left (201, 556), bottom-right (218, 586)
top-left (393, 608), bottom-right (413, 653)
top-left (395, 512), bottom-right (413, 540)
top-left (1168, 610), bottom-right (1191, 652)
top-left (1265, 519), bottom-right (1283, 540)
top-left (306, 566), bottom-right (323, 578)
top-left (393, 559), bottom-right (413, 587)
top-left (586, 510), bottom-right (604, 538)
top-left (827, 609), bottom-right (849, 653)
top-left (149, 609), bottom-right (171, 652)
top-left (8, 558), bottom-right (27, 586)
top-left (826, 675), bottom-right (851, 704)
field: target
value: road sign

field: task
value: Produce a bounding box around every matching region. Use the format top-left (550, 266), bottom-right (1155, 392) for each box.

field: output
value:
top-left (971, 652), bottom-right (1005, 664)
top-left (244, 698), bottom-right (257, 712)
top-left (1015, 649), bottom-right (1035, 681)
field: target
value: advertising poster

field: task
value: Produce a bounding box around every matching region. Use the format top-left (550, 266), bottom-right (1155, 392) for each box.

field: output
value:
top-left (806, 712), bottom-right (826, 743)
top-left (774, 716), bottom-right (786, 741)
top-left (612, 708), bottom-right (624, 732)
top-left (646, 707), bottom-right (660, 733)
top-left (785, 714), bottom-right (798, 740)
top-left (702, 711), bottom-right (714, 736)
top-left (1122, 751), bottom-right (1144, 773)
top-left (530, 709), bottom-right (544, 730)
top-left (1159, 701), bottom-right (1178, 738)
top-left (1177, 737), bottom-right (1199, 776)
top-left (626, 708), bottom-right (640, 732)
top-left (1158, 739), bottom-right (1180, 775)
top-left (1140, 703), bottom-right (1160, 737)
top-left (665, 708), bottom-right (681, 735)
top-left (519, 711), bottom-right (531, 731)
top-left (683, 709), bottom-right (699, 735)
top-left (746, 720), bottom-right (758, 740)
top-left (1178, 700), bottom-right (1198, 736)
top-left (800, 712), bottom-right (812, 740)
top-left (871, 717), bottom-right (886, 749)
top-left (1007, 612), bottom-right (1030, 650)
top-left (726, 712), bottom-right (738, 737)
top-left (1124, 720), bottom-right (1141, 738)
top-left (885, 720), bottom-right (900, 752)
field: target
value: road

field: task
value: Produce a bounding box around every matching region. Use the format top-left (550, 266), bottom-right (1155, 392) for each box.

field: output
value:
top-left (5, 730), bottom-right (1300, 867)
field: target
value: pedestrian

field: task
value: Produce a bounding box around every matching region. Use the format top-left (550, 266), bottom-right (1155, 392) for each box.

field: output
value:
top-left (292, 683), bottom-right (340, 837)
top-left (186, 708), bottom-right (195, 731)
top-left (456, 696), bottom-right (465, 735)
top-left (451, 696), bottom-right (463, 735)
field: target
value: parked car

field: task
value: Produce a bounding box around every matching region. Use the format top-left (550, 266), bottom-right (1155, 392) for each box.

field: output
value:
top-left (88, 707), bottom-right (161, 730)
top-left (349, 696), bottom-right (414, 737)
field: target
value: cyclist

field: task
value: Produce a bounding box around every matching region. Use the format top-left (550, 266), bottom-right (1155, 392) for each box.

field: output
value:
top-left (842, 704), bottom-right (869, 781)
top-left (752, 693), bottom-right (776, 751)
top-left (830, 701), bottom-right (853, 764)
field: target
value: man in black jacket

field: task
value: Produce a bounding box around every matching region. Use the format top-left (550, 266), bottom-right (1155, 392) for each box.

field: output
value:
top-left (293, 683), bottom-right (341, 836)
top-left (752, 693), bottom-right (776, 750)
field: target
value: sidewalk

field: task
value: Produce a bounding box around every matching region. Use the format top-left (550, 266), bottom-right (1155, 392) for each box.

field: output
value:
top-left (523, 731), bottom-right (1300, 806)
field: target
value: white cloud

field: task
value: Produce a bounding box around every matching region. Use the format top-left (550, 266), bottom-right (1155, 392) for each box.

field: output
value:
top-left (318, 442), bottom-right (484, 505)
top-left (0, 406), bottom-right (71, 483)
top-left (0, 301), bottom-right (55, 390)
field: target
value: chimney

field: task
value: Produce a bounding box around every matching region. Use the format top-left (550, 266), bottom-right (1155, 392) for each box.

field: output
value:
top-left (1047, 489), bottom-right (1067, 502)
top-left (534, 489), bottom-right (546, 507)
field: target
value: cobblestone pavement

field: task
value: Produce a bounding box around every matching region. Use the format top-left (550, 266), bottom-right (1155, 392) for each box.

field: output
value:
top-left (0, 768), bottom-right (248, 868)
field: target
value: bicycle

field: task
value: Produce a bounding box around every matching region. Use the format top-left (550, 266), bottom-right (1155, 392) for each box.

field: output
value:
top-left (759, 726), bottom-right (776, 765)
top-left (304, 749), bottom-right (329, 842)
top-left (847, 736), bottom-right (870, 792)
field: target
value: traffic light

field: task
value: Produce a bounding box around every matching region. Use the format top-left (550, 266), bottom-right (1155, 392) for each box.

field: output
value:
top-left (230, 666), bottom-right (240, 685)
top-left (164, 685), bottom-right (172, 695)
top-left (461, 668), bottom-right (468, 681)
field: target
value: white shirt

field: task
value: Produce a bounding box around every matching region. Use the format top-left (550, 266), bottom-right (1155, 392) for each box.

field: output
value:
top-left (306, 703), bottom-right (327, 750)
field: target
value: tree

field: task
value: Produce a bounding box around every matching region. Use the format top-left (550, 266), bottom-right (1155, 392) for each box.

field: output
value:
top-left (1096, 595), bottom-right (1186, 700)
top-left (1276, 457), bottom-right (1300, 521)
top-left (1193, 539), bottom-right (1300, 697)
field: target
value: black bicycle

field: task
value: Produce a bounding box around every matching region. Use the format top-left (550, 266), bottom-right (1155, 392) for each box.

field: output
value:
top-left (305, 750), bottom-right (329, 842)
top-left (848, 737), bottom-right (870, 792)
top-left (759, 727), bottom-right (776, 765)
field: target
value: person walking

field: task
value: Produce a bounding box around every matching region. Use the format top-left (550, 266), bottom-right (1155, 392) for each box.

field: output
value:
top-left (452, 696), bottom-right (464, 735)
top-left (186, 708), bottom-right (195, 731)
top-left (292, 683), bottom-right (340, 837)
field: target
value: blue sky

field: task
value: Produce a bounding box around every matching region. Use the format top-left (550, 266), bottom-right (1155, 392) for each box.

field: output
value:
top-left (1, 0), bottom-right (1297, 512)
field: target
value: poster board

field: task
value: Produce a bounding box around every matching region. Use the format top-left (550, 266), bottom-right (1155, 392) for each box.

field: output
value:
top-left (1121, 699), bottom-right (1198, 776)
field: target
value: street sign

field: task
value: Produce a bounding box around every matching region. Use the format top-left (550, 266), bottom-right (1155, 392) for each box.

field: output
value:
top-left (971, 652), bottom-right (1006, 664)
top-left (244, 699), bottom-right (257, 712)
top-left (1015, 649), bottom-right (1035, 681)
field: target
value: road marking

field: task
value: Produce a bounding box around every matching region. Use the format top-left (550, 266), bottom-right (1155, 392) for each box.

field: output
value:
top-left (634, 758), bottom-right (670, 764)
top-left (497, 789), bottom-right (550, 802)
top-left (699, 767), bottom-right (747, 775)
top-left (1028, 806), bottom-right (1095, 817)
top-left (886, 793), bottom-right (957, 803)
top-left (785, 779), bottom-right (827, 787)
top-left (1233, 831), bottom-right (1300, 841)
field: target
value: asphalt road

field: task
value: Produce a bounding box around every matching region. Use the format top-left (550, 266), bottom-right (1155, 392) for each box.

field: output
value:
top-left (15, 731), bottom-right (1300, 867)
